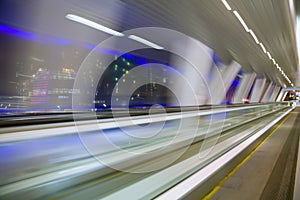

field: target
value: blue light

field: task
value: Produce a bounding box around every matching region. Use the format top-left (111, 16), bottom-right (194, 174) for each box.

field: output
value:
top-left (212, 52), bottom-right (222, 65)
top-left (232, 79), bottom-right (240, 86)
top-left (82, 43), bottom-right (123, 56)
top-left (122, 54), bottom-right (133, 60)
top-left (0, 24), bottom-right (36, 41)
top-left (44, 36), bottom-right (70, 45)
top-left (104, 48), bottom-right (123, 56)
top-left (0, 24), bottom-right (70, 46)
top-left (83, 43), bottom-right (95, 50)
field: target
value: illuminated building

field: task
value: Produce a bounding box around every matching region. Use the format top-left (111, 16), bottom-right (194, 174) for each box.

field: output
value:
top-left (47, 67), bottom-right (78, 109)
top-left (30, 68), bottom-right (50, 105)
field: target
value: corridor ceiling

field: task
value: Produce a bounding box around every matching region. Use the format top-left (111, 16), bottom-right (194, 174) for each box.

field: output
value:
top-left (0, 0), bottom-right (299, 87)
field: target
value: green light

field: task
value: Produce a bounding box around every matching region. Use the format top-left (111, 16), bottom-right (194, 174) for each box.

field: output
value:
top-left (126, 62), bottom-right (130, 66)
top-left (122, 58), bottom-right (126, 62)
top-left (126, 70), bottom-right (129, 74)
top-left (115, 77), bottom-right (118, 81)
top-left (122, 68), bottom-right (125, 72)
top-left (114, 64), bottom-right (118, 71)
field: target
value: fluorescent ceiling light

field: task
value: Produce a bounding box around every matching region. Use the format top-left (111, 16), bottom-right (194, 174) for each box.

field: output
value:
top-left (266, 52), bottom-right (272, 59)
top-left (259, 43), bottom-right (266, 53)
top-left (223, 6), bottom-right (293, 87)
top-left (66, 14), bottom-right (124, 37)
top-left (271, 58), bottom-right (276, 64)
top-left (233, 10), bottom-right (250, 32)
top-left (249, 29), bottom-right (259, 44)
top-left (221, 0), bottom-right (232, 10)
top-left (128, 35), bottom-right (164, 50)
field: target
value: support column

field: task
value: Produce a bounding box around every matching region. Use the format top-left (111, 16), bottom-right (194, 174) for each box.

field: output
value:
top-left (249, 78), bottom-right (266, 103)
top-left (261, 82), bottom-right (273, 102)
top-left (276, 88), bottom-right (285, 102)
top-left (169, 39), bottom-right (213, 106)
top-left (224, 62), bottom-right (241, 90)
top-left (232, 73), bottom-right (256, 103)
top-left (264, 84), bottom-right (276, 102)
top-left (209, 61), bottom-right (241, 104)
top-left (269, 86), bottom-right (281, 102)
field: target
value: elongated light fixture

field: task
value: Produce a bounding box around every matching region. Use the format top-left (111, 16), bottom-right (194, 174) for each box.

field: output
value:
top-left (233, 10), bottom-right (250, 32)
top-left (249, 29), bottom-right (259, 44)
top-left (65, 14), bottom-right (124, 37)
top-left (259, 43), bottom-right (266, 53)
top-left (271, 58), bottom-right (276, 64)
top-left (221, 0), bottom-right (294, 87)
top-left (221, 0), bottom-right (232, 10)
top-left (128, 35), bottom-right (164, 50)
top-left (266, 52), bottom-right (272, 59)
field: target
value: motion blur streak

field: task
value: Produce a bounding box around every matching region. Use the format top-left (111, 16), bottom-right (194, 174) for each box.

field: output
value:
top-left (0, 0), bottom-right (299, 199)
top-left (0, 103), bottom-right (292, 199)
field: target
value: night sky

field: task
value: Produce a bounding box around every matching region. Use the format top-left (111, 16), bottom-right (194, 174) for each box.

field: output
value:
top-left (0, 33), bottom-right (22, 96)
